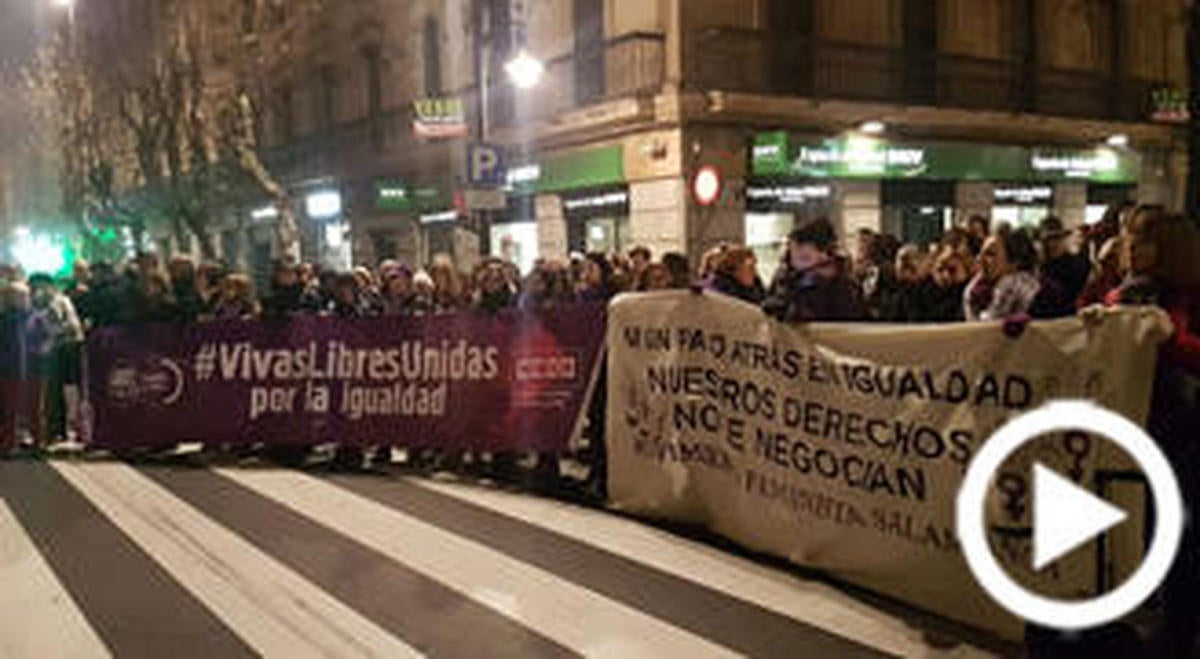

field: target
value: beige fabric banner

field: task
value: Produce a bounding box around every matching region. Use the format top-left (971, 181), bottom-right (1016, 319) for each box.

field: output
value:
top-left (606, 292), bottom-right (1172, 639)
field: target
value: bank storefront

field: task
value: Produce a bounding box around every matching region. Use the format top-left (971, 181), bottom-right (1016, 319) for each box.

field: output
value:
top-left (505, 144), bottom-right (629, 260)
top-left (370, 180), bottom-right (457, 266)
top-left (748, 131), bottom-right (1141, 250)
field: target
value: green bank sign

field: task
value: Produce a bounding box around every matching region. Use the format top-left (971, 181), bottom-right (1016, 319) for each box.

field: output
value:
top-left (752, 132), bottom-right (1139, 184)
top-left (507, 144), bottom-right (625, 195)
top-left (374, 181), bottom-right (450, 212)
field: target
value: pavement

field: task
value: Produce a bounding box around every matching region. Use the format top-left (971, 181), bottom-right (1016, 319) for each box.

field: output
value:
top-left (0, 456), bottom-right (1009, 658)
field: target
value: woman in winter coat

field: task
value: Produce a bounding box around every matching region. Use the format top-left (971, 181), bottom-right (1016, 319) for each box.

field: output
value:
top-left (963, 227), bottom-right (1041, 322)
top-left (709, 246), bottom-right (766, 305)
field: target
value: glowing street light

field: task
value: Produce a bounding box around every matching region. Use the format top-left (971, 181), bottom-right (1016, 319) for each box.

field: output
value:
top-left (1107, 134), bottom-right (1130, 148)
top-left (859, 121), bottom-right (886, 135)
top-left (505, 50), bottom-right (545, 90)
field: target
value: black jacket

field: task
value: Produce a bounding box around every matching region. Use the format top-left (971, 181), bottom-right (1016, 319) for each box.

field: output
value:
top-left (711, 272), bottom-right (766, 305)
top-left (1031, 253), bottom-right (1091, 319)
top-left (763, 269), bottom-right (866, 323)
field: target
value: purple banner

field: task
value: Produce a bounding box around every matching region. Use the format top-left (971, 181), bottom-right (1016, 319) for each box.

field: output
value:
top-left (85, 305), bottom-right (606, 451)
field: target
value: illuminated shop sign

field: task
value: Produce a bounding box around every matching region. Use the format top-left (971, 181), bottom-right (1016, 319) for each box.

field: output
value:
top-left (419, 210), bottom-right (459, 225)
top-left (797, 141), bottom-right (925, 174)
top-left (752, 133), bottom-right (1139, 184)
top-left (375, 180), bottom-right (447, 212)
top-left (305, 190), bottom-right (342, 219)
top-left (412, 97), bottom-right (468, 140)
top-left (1150, 87), bottom-right (1190, 124)
top-left (563, 191), bottom-right (628, 212)
top-left (1030, 150), bottom-right (1121, 179)
top-left (746, 184), bottom-right (833, 204)
top-left (994, 186), bottom-right (1054, 204)
top-left (506, 164), bottom-right (542, 187)
top-left (251, 204), bottom-right (279, 220)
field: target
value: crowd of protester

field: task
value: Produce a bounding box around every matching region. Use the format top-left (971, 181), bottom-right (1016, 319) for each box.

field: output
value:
top-left (1, 202), bottom-right (1200, 653)
top-left (1, 205), bottom-right (1198, 445)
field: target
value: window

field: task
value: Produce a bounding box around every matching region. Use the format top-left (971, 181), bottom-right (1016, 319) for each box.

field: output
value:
top-left (241, 0), bottom-right (256, 34)
top-left (313, 64), bottom-right (336, 131)
top-left (276, 81), bottom-right (295, 143)
top-left (363, 44), bottom-right (383, 118)
top-left (1040, 0), bottom-right (1112, 73)
top-left (266, 0), bottom-right (287, 29)
top-left (574, 0), bottom-right (605, 104)
top-left (423, 16), bottom-right (442, 97)
top-left (767, 0), bottom-right (814, 35)
top-left (817, 0), bottom-right (902, 46)
top-left (1125, 0), bottom-right (1171, 80)
top-left (938, 0), bottom-right (1007, 59)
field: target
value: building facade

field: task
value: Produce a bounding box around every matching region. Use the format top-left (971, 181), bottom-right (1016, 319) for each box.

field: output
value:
top-left (68, 0), bottom-right (1192, 279)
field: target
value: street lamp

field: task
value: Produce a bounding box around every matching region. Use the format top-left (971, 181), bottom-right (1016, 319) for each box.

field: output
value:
top-left (504, 50), bottom-right (545, 90)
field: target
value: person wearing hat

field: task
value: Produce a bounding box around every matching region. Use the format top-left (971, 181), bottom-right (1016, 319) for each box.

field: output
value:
top-left (762, 217), bottom-right (865, 323)
top-left (1030, 215), bottom-right (1091, 319)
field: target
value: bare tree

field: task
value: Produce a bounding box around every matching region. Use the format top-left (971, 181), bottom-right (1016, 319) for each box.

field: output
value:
top-left (26, 0), bottom-right (326, 262)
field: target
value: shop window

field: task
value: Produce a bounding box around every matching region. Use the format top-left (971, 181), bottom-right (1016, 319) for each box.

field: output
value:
top-left (746, 213), bottom-right (794, 283)
top-left (370, 232), bottom-right (399, 265)
top-left (992, 206), bottom-right (1048, 231)
top-left (490, 222), bottom-right (539, 275)
top-left (583, 217), bottom-right (631, 255)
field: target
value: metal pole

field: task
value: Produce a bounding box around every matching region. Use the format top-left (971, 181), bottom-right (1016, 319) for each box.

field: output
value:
top-left (477, 0), bottom-right (490, 144)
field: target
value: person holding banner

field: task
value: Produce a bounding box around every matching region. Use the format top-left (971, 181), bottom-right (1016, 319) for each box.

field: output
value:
top-left (762, 217), bottom-right (866, 323)
top-left (1102, 208), bottom-right (1200, 658)
top-left (0, 271), bottom-right (28, 455)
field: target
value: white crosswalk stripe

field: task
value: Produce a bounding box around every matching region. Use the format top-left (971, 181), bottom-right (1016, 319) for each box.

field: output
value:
top-left (219, 468), bottom-right (741, 658)
top-left (53, 462), bottom-right (423, 658)
top-left (0, 500), bottom-right (112, 659)
top-left (412, 478), bottom-right (993, 659)
top-left (0, 461), bottom-right (1002, 659)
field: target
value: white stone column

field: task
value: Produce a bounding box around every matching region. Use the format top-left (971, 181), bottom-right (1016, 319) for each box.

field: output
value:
top-left (956, 182), bottom-right (995, 226)
top-left (631, 178), bottom-right (688, 257)
top-left (536, 194), bottom-right (568, 262)
top-left (836, 181), bottom-right (881, 239)
top-left (1054, 183), bottom-right (1087, 230)
top-left (1137, 149), bottom-right (1175, 209)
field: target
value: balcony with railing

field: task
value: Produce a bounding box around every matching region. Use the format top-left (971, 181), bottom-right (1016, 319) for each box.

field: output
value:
top-left (685, 28), bottom-right (1165, 124)
top-left (262, 33), bottom-right (667, 180)
top-left (490, 31), bottom-right (667, 129)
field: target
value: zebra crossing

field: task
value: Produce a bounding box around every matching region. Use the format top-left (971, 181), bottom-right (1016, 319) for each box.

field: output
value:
top-left (0, 460), bottom-right (1005, 658)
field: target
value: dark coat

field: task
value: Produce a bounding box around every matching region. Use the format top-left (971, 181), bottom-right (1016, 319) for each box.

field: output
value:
top-left (710, 272), bottom-right (766, 305)
top-left (262, 284), bottom-right (320, 320)
top-left (763, 269), bottom-right (866, 323)
top-left (891, 280), bottom-right (966, 323)
top-left (1031, 253), bottom-right (1091, 319)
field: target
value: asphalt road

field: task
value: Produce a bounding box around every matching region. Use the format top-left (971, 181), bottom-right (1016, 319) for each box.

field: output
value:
top-left (0, 458), bottom-right (1003, 658)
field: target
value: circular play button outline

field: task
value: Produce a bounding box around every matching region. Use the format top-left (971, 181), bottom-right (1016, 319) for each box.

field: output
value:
top-left (957, 400), bottom-right (1184, 631)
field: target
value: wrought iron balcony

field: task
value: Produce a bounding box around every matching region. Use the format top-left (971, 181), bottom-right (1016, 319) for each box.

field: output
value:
top-left (685, 28), bottom-right (1166, 123)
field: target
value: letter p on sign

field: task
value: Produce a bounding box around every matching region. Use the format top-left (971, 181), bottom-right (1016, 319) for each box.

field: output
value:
top-left (469, 144), bottom-right (505, 185)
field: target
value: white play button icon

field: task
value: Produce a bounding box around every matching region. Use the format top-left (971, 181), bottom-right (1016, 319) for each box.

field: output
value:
top-left (959, 401), bottom-right (1184, 630)
top-left (1033, 464), bottom-right (1128, 570)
